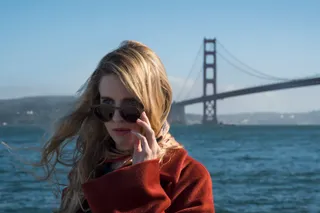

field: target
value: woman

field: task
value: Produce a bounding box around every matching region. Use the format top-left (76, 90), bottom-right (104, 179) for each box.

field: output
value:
top-left (41, 40), bottom-right (215, 213)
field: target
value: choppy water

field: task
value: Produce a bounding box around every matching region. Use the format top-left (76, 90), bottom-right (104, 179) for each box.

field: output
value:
top-left (0, 125), bottom-right (319, 213)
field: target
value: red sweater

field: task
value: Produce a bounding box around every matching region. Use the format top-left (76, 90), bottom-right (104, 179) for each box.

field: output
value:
top-left (64, 148), bottom-right (215, 213)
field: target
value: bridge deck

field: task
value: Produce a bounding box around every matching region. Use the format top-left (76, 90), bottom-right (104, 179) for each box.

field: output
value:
top-left (175, 77), bottom-right (320, 106)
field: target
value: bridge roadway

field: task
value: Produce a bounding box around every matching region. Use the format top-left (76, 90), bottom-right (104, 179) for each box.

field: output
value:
top-left (175, 77), bottom-right (320, 106)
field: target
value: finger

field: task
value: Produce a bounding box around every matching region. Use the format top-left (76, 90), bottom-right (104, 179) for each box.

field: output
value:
top-left (140, 111), bottom-right (151, 126)
top-left (130, 133), bottom-right (142, 152)
top-left (138, 112), bottom-right (154, 141)
top-left (131, 131), bottom-right (149, 151)
top-left (136, 119), bottom-right (156, 147)
top-left (134, 138), bottom-right (142, 152)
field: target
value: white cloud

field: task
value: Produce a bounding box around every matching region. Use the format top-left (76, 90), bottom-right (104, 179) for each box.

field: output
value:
top-left (0, 84), bottom-right (77, 100)
top-left (219, 84), bottom-right (240, 92)
top-left (264, 91), bottom-right (275, 97)
top-left (168, 76), bottom-right (194, 87)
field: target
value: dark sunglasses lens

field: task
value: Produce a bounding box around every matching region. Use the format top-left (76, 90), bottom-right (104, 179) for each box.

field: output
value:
top-left (94, 104), bottom-right (114, 122)
top-left (121, 106), bottom-right (142, 122)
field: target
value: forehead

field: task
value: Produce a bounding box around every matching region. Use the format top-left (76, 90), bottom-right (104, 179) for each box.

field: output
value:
top-left (99, 75), bottom-right (134, 100)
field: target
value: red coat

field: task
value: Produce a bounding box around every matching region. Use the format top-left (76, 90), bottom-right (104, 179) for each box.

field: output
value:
top-left (65, 148), bottom-right (215, 213)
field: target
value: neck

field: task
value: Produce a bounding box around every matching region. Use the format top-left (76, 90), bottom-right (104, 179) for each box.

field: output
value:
top-left (110, 156), bottom-right (132, 170)
top-left (108, 141), bottom-right (132, 158)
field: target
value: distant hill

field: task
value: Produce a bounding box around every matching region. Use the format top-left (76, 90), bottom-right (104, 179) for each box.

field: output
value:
top-left (185, 111), bottom-right (320, 125)
top-left (0, 95), bottom-right (76, 128)
top-left (0, 95), bottom-right (319, 127)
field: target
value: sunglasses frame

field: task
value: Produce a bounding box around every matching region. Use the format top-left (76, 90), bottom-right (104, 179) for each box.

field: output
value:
top-left (91, 102), bottom-right (144, 123)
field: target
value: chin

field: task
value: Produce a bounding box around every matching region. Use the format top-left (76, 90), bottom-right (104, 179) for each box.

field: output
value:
top-left (112, 136), bottom-right (134, 151)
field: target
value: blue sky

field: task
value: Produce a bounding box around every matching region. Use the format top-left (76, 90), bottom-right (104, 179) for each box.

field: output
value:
top-left (1, 0), bottom-right (320, 114)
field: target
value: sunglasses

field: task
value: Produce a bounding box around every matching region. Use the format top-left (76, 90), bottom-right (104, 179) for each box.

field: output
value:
top-left (92, 102), bottom-right (144, 123)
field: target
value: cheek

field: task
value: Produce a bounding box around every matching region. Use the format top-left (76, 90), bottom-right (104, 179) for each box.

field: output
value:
top-left (104, 122), bottom-right (111, 131)
top-left (103, 122), bottom-right (140, 132)
top-left (131, 123), bottom-right (141, 132)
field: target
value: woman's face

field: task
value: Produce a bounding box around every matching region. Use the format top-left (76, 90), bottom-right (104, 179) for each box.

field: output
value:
top-left (98, 74), bottom-right (141, 151)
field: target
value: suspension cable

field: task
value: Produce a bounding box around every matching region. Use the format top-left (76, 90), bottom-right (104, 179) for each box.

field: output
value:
top-left (182, 66), bottom-right (203, 101)
top-left (216, 39), bottom-right (290, 81)
top-left (217, 52), bottom-right (284, 81)
top-left (175, 43), bottom-right (203, 101)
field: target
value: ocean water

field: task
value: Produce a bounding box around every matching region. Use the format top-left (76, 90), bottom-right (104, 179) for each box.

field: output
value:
top-left (0, 125), bottom-right (319, 213)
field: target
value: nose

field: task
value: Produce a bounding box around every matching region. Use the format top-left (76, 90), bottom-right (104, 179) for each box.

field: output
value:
top-left (112, 109), bottom-right (124, 122)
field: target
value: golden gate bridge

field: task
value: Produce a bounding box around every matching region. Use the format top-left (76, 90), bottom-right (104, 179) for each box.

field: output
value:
top-left (168, 38), bottom-right (320, 124)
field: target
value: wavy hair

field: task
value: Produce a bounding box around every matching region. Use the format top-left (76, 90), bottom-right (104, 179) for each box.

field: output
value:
top-left (39, 40), bottom-right (182, 212)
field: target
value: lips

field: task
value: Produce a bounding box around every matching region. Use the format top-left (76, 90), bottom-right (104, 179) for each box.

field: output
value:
top-left (112, 128), bottom-right (131, 131)
top-left (112, 128), bottom-right (131, 136)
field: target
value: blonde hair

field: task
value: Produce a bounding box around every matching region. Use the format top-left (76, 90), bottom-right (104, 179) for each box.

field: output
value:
top-left (39, 40), bottom-right (182, 212)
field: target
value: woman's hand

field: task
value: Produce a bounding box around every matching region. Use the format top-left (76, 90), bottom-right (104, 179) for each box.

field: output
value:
top-left (131, 112), bottom-right (161, 165)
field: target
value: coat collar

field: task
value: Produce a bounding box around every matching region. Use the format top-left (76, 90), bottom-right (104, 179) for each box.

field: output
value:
top-left (97, 148), bottom-right (188, 184)
top-left (159, 148), bottom-right (188, 184)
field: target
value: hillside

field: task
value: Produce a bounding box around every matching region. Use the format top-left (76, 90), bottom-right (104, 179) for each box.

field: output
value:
top-left (0, 96), bottom-right (76, 127)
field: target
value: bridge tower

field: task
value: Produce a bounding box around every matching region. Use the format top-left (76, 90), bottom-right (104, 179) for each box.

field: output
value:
top-left (203, 38), bottom-right (218, 124)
